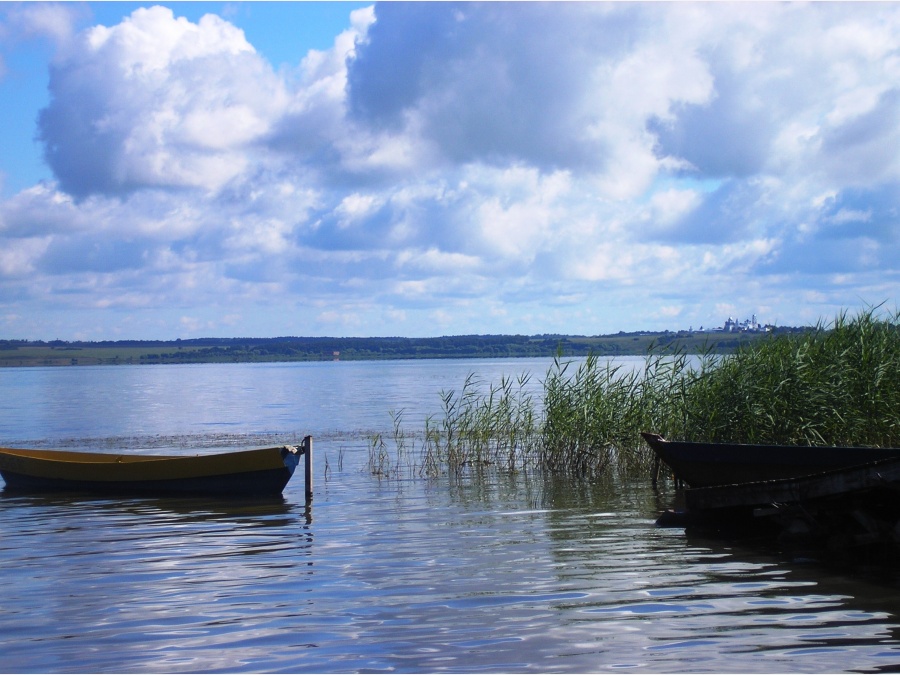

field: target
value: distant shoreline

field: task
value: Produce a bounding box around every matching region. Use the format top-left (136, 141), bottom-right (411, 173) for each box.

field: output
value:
top-left (0, 329), bottom-right (808, 367)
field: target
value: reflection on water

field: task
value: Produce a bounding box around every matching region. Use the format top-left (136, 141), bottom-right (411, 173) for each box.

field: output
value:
top-left (0, 490), bottom-right (313, 673)
top-left (3, 450), bottom-right (900, 673)
top-left (2, 361), bottom-right (900, 672)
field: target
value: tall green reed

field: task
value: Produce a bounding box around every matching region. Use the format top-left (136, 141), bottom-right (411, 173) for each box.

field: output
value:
top-left (540, 345), bottom-right (703, 477)
top-left (679, 306), bottom-right (900, 447)
top-left (423, 372), bottom-right (539, 475)
top-left (377, 306), bottom-right (900, 480)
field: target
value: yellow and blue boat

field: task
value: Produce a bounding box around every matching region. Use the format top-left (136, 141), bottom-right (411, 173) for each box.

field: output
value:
top-left (0, 439), bottom-right (311, 497)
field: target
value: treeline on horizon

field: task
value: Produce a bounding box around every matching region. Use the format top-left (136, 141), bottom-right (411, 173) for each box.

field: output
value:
top-left (0, 327), bottom-right (809, 366)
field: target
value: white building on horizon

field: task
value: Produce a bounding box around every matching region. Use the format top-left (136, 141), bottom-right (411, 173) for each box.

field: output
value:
top-left (722, 314), bottom-right (768, 333)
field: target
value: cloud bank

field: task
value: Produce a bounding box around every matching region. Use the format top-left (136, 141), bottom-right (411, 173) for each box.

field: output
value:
top-left (1, 2), bottom-right (899, 339)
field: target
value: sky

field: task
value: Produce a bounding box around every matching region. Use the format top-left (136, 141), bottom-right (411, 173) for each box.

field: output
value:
top-left (0, 2), bottom-right (898, 341)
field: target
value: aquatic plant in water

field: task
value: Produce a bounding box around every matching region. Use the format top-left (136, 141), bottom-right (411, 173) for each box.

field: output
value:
top-left (676, 306), bottom-right (900, 447)
top-left (374, 306), bottom-right (900, 480)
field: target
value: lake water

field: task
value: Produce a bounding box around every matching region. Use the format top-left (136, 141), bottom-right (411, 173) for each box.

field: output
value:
top-left (2, 358), bottom-right (900, 673)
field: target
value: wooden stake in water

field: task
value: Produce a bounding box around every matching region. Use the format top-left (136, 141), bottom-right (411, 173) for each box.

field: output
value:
top-left (303, 435), bottom-right (313, 503)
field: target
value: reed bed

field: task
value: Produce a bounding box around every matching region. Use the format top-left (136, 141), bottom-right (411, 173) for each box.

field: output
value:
top-left (370, 307), bottom-right (900, 480)
top-left (676, 308), bottom-right (900, 447)
top-left (423, 372), bottom-right (540, 474)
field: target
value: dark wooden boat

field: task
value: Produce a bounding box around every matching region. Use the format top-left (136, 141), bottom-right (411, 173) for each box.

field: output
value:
top-left (684, 454), bottom-right (900, 513)
top-left (642, 432), bottom-right (900, 488)
top-left (0, 441), bottom-right (310, 497)
top-left (661, 455), bottom-right (900, 558)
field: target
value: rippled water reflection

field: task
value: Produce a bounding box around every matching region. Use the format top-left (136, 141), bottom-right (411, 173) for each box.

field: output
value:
top-left (4, 462), bottom-right (900, 673)
top-left (2, 361), bottom-right (900, 672)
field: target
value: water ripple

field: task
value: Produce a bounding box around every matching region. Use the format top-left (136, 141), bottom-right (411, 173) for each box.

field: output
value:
top-left (1, 447), bottom-right (900, 672)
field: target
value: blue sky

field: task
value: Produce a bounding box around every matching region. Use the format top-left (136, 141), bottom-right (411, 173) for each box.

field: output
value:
top-left (1, 2), bottom-right (898, 340)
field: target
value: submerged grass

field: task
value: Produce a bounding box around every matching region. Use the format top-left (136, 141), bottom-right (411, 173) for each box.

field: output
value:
top-left (370, 307), bottom-right (900, 480)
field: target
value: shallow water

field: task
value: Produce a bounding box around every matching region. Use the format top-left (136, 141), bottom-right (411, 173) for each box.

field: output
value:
top-left (2, 360), bottom-right (900, 673)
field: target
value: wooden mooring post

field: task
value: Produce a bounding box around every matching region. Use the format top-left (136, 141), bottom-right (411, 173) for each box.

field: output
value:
top-left (302, 435), bottom-right (313, 504)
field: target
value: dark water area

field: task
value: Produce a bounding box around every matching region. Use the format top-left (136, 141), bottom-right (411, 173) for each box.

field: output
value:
top-left (3, 360), bottom-right (900, 673)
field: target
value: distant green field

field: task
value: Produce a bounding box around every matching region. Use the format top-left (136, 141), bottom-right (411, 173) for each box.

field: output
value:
top-left (0, 345), bottom-right (201, 367)
top-left (0, 330), bottom-right (793, 367)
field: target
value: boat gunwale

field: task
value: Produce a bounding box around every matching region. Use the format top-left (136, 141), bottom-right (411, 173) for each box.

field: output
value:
top-left (0, 447), bottom-right (181, 464)
top-left (0, 446), bottom-right (286, 464)
top-left (641, 432), bottom-right (900, 488)
top-left (640, 432), bottom-right (893, 454)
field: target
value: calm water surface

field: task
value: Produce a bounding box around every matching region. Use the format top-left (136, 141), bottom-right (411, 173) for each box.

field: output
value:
top-left (2, 359), bottom-right (900, 673)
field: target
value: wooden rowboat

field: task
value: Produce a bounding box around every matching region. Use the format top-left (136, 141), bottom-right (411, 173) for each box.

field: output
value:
top-left (683, 454), bottom-right (900, 514)
top-left (641, 432), bottom-right (900, 488)
top-left (657, 455), bottom-right (900, 559)
top-left (0, 438), bottom-right (312, 497)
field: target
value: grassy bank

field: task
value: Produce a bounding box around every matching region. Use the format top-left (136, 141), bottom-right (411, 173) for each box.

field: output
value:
top-left (372, 307), bottom-right (900, 479)
top-left (0, 330), bottom-right (790, 366)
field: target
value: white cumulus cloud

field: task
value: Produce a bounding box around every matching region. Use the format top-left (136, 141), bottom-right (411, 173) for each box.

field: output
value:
top-left (38, 6), bottom-right (288, 196)
top-left (0, 2), bottom-right (898, 339)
